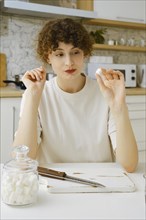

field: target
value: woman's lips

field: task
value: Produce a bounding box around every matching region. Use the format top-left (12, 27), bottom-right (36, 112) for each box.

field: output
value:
top-left (65, 69), bottom-right (76, 74)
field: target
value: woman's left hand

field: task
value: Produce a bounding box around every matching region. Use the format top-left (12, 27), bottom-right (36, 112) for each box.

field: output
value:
top-left (95, 68), bottom-right (126, 115)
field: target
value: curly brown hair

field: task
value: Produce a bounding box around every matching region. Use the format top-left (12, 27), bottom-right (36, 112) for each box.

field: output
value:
top-left (37, 18), bottom-right (94, 63)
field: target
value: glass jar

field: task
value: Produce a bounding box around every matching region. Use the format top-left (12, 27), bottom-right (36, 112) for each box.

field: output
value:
top-left (1, 145), bottom-right (39, 206)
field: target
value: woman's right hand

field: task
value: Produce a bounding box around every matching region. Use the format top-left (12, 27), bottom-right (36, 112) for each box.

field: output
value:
top-left (22, 66), bottom-right (46, 93)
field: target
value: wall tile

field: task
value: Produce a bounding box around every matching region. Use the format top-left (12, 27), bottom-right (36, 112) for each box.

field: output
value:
top-left (0, 15), bottom-right (145, 80)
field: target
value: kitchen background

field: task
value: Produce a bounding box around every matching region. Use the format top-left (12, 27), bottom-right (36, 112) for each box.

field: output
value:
top-left (0, 0), bottom-right (145, 164)
top-left (0, 13), bottom-right (145, 80)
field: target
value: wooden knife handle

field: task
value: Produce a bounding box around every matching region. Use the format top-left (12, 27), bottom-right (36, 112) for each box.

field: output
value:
top-left (38, 166), bottom-right (66, 178)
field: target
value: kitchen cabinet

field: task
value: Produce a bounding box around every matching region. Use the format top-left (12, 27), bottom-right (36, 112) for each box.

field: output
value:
top-left (0, 97), bottom-right (21, 163)
top-left (0, 0), bottom-right (97, 19)
top-left (126, 95), bottom-right (146, 163)
top-left (94, 0), bottom-right (146, 23)
top-left (84, 18), bottom-right (146, 52)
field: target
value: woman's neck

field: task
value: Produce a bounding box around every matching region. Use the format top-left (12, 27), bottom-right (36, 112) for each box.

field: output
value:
top-left (56, 74), bottom-right (86, 93)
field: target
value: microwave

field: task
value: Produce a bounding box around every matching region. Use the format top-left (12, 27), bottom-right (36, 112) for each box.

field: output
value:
top-left (87, 63), bottom-right (137, 87)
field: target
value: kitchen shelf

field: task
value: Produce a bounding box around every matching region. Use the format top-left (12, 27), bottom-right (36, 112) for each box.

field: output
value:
top-left (0, 0), bottom-right (97, 19)
top-left (83, 18), bottom-right (146, 30)
top-left (93, 44), bottom-right (146, 52)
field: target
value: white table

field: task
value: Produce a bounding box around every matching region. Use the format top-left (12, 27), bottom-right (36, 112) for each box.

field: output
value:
top-left (1, 162), bottom-right (145, 220)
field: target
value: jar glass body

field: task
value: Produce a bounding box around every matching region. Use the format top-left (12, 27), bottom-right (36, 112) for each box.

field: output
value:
top-left (1, 145), bottom-right (39, 206)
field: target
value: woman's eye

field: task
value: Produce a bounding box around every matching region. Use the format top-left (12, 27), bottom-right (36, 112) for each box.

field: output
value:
top-left (56, 53), bottom-right (64, 57)
top-left (72, 50), bottom-right (80, 55)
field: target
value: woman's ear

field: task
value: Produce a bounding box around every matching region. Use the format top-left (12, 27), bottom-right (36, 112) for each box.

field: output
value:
top-left (84, 55), bottom-right (89, 61)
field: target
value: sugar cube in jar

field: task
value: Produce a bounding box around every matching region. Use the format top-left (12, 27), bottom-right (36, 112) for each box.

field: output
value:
top-left (1, 145), bottom-right (39, 206)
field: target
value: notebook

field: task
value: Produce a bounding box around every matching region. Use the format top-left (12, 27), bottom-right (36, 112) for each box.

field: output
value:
top-left (39, 167), bottom-right (136, 193)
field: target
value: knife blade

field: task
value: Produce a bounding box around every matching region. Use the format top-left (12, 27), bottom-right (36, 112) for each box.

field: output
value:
top-left (38, 166), bottom-right (105, 188)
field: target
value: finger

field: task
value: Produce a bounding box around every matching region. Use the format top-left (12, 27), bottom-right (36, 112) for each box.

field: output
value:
top-left (31, 70), bottom-right (42, 81)
top-left (35, 66), bottom-right (45, 75)
top-left (116, 71), bottom-right (124, 80)
top-left (96, 68), bottom-right (107, 81)
top-left (99, 67), bottom-right (107, 77)
top-left (96, 68), bottom-right (113, 80)
top-left (112, 73), bottom-right (119, 80)
top-left (105, 73), bottom-right (113, 80)
top-left (112, 70), bottom-right (125, 82)
top-left (105, 69), bottom-right (116, 80)
top-left (95, 74), bottom-right (107, 92)
top-left (105, 69), bottom-right (123, 80)
top-left (22, 72), bottom-right (36, 84)
top-left (26, 71), bottom-right (40, 81)
top-left (40, 66), bottom-right (47, 80)
top-left (106, 68), bottom-right (114, 74)
top-left (34, 66), bottom-right (47, 80)
top-left (22, 71), bottom-right (35, 81)
top-left (26, 66), bottom-right (45, 81)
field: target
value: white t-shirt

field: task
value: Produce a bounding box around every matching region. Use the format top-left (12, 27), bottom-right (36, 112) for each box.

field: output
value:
top-left (20, 76), bottom-right (116, 164)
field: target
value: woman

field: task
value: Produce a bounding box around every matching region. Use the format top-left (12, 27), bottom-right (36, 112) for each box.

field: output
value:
top-left (13, 18), bottom-right (138, 172)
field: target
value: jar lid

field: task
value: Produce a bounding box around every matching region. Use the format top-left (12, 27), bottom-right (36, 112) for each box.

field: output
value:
top-left (4, 145), bottom-right (38, 172)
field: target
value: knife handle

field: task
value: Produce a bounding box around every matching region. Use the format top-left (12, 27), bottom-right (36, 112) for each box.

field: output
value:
top-left (38, 166), bottom-right (66, 178)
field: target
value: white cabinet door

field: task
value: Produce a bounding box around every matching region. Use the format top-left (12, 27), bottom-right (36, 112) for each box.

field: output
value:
top-left (0, 97), bottom-right (21, 163)
top-left (94, 0), bottom-right (145, 23)
top-left (126, 95), bottom-right (146, 163)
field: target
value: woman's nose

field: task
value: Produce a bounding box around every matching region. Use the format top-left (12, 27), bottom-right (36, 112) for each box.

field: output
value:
top-left (65, 55), bottom-right (73, 66)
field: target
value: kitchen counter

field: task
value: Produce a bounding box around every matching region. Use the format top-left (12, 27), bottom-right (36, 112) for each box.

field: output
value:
top-left (0, 86), bottom-right (146, 98)
top-left (126, 87), bottom-right (146, 95)
top-left (1, 162), bottom-right (145, 220)
top-left (0, 86), bottom-right (24, 98)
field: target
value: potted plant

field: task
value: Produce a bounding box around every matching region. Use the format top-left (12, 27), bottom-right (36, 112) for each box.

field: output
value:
top-left (90, 29), bottom-right (107, 44)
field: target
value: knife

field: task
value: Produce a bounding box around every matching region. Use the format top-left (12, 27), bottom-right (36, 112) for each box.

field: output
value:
top-left (38, 166), bottom-right (105, 188)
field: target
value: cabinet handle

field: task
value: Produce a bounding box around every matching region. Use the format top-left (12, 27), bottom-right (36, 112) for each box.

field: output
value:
top-left (12, 106), bottom-right (16, 138)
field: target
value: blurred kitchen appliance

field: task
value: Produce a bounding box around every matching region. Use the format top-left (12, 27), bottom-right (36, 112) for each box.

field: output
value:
top-left (87, 63), bottom-right (137, 88)
top-left (137, 64), bottom-right (146, 88)
top-left (0, 53), bottom-right (7, 87)
top-left (89, 56), bottom-right (113, 64)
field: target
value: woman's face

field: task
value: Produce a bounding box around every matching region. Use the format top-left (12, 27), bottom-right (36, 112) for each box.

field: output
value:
top-left (48, 42), bottom-right (84, 80)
